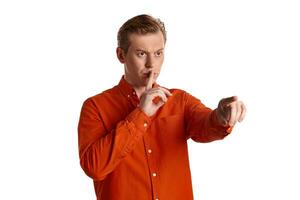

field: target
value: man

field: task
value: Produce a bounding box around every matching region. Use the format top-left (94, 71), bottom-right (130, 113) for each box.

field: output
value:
top-left (78, 14), bottom-right (246, 200)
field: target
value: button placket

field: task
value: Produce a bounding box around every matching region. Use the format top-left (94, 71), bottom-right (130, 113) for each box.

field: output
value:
top-left (142, 125), bottom-right (159, 200)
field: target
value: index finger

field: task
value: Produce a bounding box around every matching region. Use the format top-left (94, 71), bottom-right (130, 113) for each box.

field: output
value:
top-left (221, 96), bottom-right (238, 106)
top-left (146, 70), bottom-right (154, 90)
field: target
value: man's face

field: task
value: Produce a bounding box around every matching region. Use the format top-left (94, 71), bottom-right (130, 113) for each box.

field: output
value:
top-left (121, 31), bottom-right (165, 87)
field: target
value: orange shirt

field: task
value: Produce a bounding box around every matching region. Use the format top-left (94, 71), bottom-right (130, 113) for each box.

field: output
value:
top-left (78, 76), bottom-right (232, 200)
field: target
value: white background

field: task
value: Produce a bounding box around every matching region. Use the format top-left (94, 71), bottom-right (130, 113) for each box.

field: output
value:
top-left (1, 0), bottom-right (299, 199)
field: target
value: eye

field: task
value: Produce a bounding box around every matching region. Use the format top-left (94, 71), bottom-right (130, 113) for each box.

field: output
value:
top-left (155, 51), bottom-right (163, 57)
top-left (137, 52), bottom-right (146, 57)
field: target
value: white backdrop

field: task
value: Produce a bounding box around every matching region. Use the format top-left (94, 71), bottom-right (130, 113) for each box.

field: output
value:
top-left (0, 0), bottom-right (299, 199)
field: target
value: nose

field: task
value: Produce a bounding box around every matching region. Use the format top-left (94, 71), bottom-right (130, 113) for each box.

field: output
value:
top-left (145, 55), bottom-right (154, 69)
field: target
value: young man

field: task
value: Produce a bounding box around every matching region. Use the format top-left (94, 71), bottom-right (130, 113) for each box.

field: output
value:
top-left (78, 14), bottom-right (246, 200)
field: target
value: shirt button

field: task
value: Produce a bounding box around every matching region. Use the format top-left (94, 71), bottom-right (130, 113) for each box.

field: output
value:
top-left (127, 94), bottom-right (130, 98)
top-left (155, 198), bottom-right (159, 200)
top-left (143, 123), bottom-right (148, 128)
top-left (152, 172), bottom-right (157, 177)
top-left (148, 149), bottom-right (152, 153)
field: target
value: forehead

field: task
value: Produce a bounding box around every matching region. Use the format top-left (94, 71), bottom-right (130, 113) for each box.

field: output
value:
top-left (128, 31), bottom-right (165, 51)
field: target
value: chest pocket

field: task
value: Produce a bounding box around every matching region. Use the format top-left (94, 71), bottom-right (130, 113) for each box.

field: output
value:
top-left (153, 114), bottom-right (186, 144)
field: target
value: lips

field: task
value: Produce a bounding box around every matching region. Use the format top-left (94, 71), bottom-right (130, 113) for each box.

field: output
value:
top-left (145, 72), bottom-right (151, 78)
top-left (143, 71), bottom-right (158, 78)
top-left (143, 72), bottom-right (151, 78)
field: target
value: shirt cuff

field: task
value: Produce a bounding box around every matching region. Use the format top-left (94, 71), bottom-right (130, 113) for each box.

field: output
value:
top-left (211, 109), bottom-right (234, 134)
top-left (126, 108), bottom-right (152, 132)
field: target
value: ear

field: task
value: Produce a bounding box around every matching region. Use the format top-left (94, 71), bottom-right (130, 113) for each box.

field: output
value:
top-left (116, 47), bottom-right (126, 64)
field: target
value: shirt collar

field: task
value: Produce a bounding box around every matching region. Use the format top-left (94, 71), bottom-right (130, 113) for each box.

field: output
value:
top-left (117, 75), bottom-right (159, 99)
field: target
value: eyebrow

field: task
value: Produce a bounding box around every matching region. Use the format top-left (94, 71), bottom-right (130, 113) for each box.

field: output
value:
top-left (135, 48), bottom-right (164, 53)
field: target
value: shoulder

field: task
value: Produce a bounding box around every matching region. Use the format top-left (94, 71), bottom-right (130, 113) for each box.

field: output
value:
top-left (169, 88), bottom-right (186, 95)
top-left (166, 87), bottom-right (203, 106)
top-left (82, 85), bottom-right (120, 109)
top-left (92, 86), bottom-right (118, 100)
top-left (167, 88), bottom-right (190, 100)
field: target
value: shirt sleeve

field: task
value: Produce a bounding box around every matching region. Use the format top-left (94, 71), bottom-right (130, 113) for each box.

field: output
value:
top-left (184, 92), bottom-right (233, 143)
top-left (78, 98), bottom-right (151, 181)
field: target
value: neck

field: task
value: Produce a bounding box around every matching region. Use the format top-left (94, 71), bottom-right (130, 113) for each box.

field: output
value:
top-left (124, 75), bottom-right (146, 99)
top-left (133, 86), bottom-right (146, 99)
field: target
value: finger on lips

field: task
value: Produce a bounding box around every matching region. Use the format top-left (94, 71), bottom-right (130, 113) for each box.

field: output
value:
top-left (145, 71), bottom-right (173, 105)
top-left (146, 70), bottom-right (155, 90)
top-left (145, 71), bottom-right (172, 95)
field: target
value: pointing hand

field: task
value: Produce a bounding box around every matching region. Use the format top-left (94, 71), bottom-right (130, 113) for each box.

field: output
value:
top-left (216, 96), bottom-right (246, 127)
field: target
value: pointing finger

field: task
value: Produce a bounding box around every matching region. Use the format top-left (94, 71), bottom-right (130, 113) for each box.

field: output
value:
top-left (235, 101), bottom-right (242, 123)
top-left (239, 102), bottom-right (247, 122)
top-left (221, 96), bottom-right (238, 107)
top-left (229, 103), bottom-right (237, 126)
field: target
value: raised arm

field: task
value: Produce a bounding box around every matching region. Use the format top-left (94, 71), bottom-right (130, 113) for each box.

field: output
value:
top-left (184, 93), bottom-right (245, 143)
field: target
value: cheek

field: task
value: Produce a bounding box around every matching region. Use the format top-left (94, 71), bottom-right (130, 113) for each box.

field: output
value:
top-left (156, 56), bottom-right (164, 65)
top-left (132, 57), bottom-right (146, 69)
top-left (156, 58), bottom-right (164, 69)
top-left (133, 57), bottom-right (145, 65)
top-left (128, 57), bottom-right (145, 73)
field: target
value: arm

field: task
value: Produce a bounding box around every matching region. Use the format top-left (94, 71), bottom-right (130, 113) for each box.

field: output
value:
top-left (78, 98), bottom-right (150, 181)
top-left (184, 92), bottom-right (232, 143)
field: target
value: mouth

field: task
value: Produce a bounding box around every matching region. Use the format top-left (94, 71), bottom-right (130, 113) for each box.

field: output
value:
top-left (144, 72), bottom-right (151, 78)
top-left (143, 72), bottom-right (158, 78)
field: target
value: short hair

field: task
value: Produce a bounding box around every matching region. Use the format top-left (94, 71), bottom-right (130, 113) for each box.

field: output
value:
top-left (117, 14), bottom-right (167, 53)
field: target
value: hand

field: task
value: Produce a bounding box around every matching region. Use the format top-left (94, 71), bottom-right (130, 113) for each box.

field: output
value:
top-left (216, 96), bottom-right (246, 127)
top-left (140, 70), bottom-right (172, 117)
